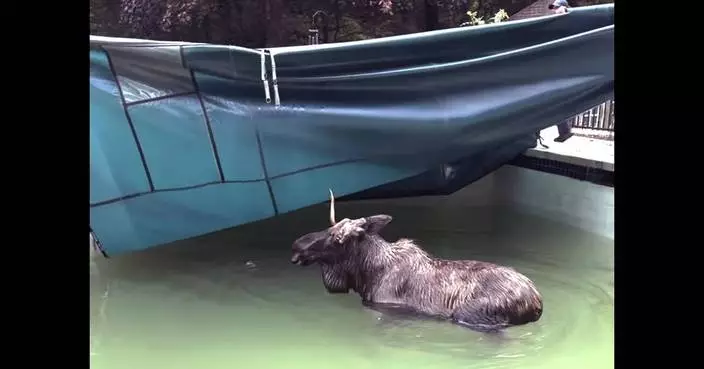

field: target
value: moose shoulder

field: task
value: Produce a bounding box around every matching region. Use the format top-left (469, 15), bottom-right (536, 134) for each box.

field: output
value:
top-left (291, 190), bottom-right (543, 333)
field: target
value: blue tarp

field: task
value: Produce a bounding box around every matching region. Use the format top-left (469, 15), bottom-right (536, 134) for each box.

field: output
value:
top-left (90, 4), bottom-right (614, 256)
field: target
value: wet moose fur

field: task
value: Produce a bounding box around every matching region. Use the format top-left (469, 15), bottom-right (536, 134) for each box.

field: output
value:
top-left (291, 194), bottom-right (543, 333)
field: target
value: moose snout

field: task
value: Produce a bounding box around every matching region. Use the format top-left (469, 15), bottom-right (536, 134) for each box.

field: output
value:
top-left (291, 250), bottom-right (315, 266)
top-left (291, 253), bottom-right (301, 264)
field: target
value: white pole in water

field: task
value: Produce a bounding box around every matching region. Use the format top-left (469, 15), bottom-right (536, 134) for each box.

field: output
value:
top-left (90, 231), bottom-right (108, 264)
top-left (90, 232), bottom-right (96, 261)
top-left (90, 230), bottom-right (110, 357)
top-left (90, 232), bottom-right (100, 277)
top-left (90, 229), bottom-right (109, 260)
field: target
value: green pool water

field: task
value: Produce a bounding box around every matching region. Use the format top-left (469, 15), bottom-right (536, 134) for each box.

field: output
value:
top-left (90, 202), bottom-right (613, 369)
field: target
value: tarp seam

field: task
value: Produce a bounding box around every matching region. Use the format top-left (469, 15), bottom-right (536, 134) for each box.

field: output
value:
top-left (124, 91), bottom-right (197, 107)
top-left (102, 46), bottom-right (155, 192)
top-left (190, 69), bottom-right (226, 183)
top-left (90, 178), bottom-right (265, 207)
top-left (254, 126), bottom-right (279, 215)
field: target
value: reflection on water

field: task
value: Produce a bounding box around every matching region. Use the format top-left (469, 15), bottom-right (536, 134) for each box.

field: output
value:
top-left (90, 203), bottom-right (613, 369)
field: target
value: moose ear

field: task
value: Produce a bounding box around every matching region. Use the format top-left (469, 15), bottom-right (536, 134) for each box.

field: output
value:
top-left (364, 215), bottom-right (393, 234)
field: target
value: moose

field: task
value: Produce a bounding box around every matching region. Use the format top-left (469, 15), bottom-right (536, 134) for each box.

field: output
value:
top-left (291, 190), bottom-right (543, 333)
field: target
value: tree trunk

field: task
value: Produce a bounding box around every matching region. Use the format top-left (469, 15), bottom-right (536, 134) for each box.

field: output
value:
top-left (415, 0), bottom-right (439, 32)
top-left (261, 0), bottom-right (284, 47)
top-left (423, 0), bottom-right (439, 31)
top-left (259, 0), bottom-right (269, 46)
top-left (333, 0), bottom-right (341, 42)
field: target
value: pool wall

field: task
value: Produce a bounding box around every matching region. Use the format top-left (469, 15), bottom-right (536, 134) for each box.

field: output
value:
top-left (353, 164), bottom-right (614, 240)
top-left (493, 166), bottom-right (614, 239)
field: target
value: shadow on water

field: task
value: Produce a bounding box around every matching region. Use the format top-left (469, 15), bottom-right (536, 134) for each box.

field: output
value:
top-left (90, 202), bottom-right (613, 369)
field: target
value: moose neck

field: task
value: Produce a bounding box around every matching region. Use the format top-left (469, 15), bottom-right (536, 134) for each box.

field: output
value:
top-left (358, 234), bottom-right (432, 265)
top-left (347, 233), bottom-right (431, 300)
top-left (356, 234), bottom-right (394, 265)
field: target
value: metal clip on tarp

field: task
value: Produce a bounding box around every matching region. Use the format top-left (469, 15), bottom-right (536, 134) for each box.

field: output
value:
top-left (260, 51), bottom-right (272, 104)
top-left (270, 52), bottom-right (281, 106)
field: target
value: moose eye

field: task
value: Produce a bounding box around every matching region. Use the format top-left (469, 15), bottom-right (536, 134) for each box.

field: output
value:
top-left (327, 236), bottom-right (339, 246)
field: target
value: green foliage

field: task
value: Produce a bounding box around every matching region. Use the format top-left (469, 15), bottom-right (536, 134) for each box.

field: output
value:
top-left (463, 8), bottom-right (509, 26)
top-left (492, 9), bottom-right (510, 23)
top-left (89, 0), bottom-right (613, 47)
top-left (337, 16), bottom-right (369, 41)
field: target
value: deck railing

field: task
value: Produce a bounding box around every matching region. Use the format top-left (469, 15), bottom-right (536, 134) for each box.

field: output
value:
top-left (567, 100), bottom-right (615, 140)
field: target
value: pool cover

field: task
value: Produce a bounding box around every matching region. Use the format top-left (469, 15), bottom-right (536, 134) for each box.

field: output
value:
top-left (90, 4), bottom-right (613, 255)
